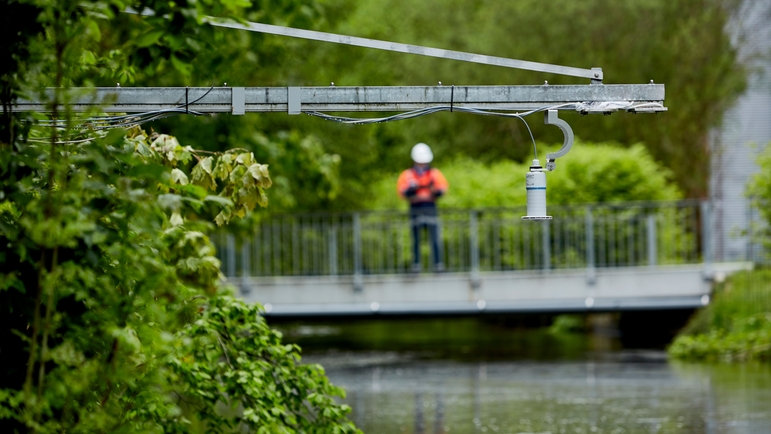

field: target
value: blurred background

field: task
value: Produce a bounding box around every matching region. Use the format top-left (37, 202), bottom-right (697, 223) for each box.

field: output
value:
top-left (133, 1), bottom-right (771, 432)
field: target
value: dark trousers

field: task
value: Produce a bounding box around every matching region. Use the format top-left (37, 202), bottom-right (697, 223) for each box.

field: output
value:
top-left (410, 209), bottom-right (443, 268)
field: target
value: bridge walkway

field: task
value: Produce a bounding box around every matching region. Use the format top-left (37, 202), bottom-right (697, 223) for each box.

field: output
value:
top-left (215, 201), bottom-right (758, 316)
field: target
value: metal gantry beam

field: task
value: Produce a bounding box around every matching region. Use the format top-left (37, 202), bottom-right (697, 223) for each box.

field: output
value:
top-left (16, 84), bottom-right (666, 114)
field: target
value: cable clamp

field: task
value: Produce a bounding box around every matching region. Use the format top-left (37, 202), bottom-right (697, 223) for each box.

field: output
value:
top-left (288, 87), bottom-right (302, 115)
top-left (232, 87), bottom-right (245, 115)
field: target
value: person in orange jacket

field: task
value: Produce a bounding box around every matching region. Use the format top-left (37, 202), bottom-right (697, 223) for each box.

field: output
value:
top-left (397, 143), bottom-right (449, 272)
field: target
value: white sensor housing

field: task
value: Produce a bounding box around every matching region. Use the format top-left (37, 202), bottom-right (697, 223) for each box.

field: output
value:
top-left (522, 160), bottom-right (552, 220)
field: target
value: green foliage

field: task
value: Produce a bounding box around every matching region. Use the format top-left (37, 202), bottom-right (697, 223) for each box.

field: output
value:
top-left (747, 141), bottom-right (771, 250)
top-left (176, 296), bottom-right (353, 433)
top-left (250, 130), bottom-right (341, 211)
top-left (548, 315), bottom-right (587, 335)
top-left (669, 270), bottom-right (771, 362)
top-left (0, 0), bottom-right (359, 432)
top-left (0, 126), bottom-right (358, 432)
top-left (366, 141), bottom-right (682, 210)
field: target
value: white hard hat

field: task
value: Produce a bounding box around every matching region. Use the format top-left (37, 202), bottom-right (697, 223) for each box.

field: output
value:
top-left (411, 142), bottom-right (433, 163)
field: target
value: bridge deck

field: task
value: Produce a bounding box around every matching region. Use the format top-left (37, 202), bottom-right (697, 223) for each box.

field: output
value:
top-left (234, 262), bottom-right (751, 317)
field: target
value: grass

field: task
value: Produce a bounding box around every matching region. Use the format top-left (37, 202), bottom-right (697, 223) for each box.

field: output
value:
top-left (668, 269), bottom-right (771, 362)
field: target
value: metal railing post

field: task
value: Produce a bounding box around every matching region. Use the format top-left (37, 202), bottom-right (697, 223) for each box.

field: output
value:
top-left (353, 213), bottom-right (363, 292)
top-left (328, 224), bottom-right (338, 276)
top-left (241, 238), bottom-right (251, 277)
top-left (647, 213), bottom-right (657, 267)
top-left (226, 234), bottom-right (236, 279)
top-left (585, 207), bottom-right (596, 284)
top-left (470, 211), bottom-right (480, 288)
top-left (240, 238), bottom-right (251, 294)
top-left (542, 220), bottom-right (551, 272)
top-left (701, 200), bottom-right (713, 278)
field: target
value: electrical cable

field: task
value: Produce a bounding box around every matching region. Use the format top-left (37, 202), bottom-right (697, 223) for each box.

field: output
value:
top-left (28, 98), bottom-right (664, 144)
top-left (35, 86), bottom-right (216, 130)
top-left (30, 87), bottom-right (218, 143)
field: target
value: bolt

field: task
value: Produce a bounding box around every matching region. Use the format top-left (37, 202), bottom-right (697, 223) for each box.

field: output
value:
top-left (116, 83), bottom-right (120, 87)
top-left (330, 82), bottom-right (335, 87)
top-left (650, 80), bottom-right (654, 84)
top-left (544, 80), bottom-right (548, 85)
top-left (594, 73), bottom-right (599, 78)
top-left (224, 82), bottom-right (227, 87)
top-left (438, 81), bottom-right (442, 86)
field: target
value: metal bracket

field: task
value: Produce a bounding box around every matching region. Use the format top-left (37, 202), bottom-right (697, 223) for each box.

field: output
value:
top-left (231, 87), bottom-right (245, 115)
top-left (544, 110), bottom-right (574, 171)
top-left (288, 87), bottom-right (302, 115)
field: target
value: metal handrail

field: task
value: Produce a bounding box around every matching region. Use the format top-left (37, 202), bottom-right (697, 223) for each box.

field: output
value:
top-left (216, 200), bottom-right (736, 279)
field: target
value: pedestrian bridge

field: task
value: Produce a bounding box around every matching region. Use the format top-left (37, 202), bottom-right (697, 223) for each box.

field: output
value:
top-left (215, 201), bottom-right (757, 317)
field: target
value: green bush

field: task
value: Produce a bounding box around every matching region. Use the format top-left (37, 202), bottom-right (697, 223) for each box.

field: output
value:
top-left (747, 141), bottom-right (771, 252)
top-left (366, 141), bottom-right (682, 210)
top-left (669, 270), bottom-right (771, 362)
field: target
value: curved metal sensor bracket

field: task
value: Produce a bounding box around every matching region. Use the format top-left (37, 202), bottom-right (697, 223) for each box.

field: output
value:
top-left (544, 110), bottom-right (574, 171)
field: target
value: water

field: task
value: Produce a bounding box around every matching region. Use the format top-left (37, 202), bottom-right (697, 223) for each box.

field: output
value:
top-left (278, 318), bottom-right (771, 434)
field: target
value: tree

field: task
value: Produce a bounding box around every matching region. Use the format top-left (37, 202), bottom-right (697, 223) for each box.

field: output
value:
top-left (0, 1), bottom-right (359, 432)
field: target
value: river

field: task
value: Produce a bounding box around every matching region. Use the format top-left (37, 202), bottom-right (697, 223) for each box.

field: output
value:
top-left (277, 316), bottom-right (771, 434)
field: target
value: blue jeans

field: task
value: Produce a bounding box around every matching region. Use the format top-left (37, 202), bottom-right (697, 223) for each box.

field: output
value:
top-left (410, 211), bottom-right (443, 269)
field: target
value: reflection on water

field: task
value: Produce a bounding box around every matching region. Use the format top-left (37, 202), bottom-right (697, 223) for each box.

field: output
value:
top-left (309, 354), bottom-right (771, 434)
top-left (280, 317), bottom-right (771, 434)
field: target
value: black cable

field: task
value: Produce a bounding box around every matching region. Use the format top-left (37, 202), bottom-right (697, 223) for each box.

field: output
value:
top-left (450, 85), bottom-right (454, 113)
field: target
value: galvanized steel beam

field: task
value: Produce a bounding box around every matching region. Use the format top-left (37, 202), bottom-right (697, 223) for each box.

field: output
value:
top-left (16, 84), bottom-right (665, 114)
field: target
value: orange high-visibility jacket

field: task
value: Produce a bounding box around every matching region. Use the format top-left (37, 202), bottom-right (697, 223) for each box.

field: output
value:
top-left (397, 167), bottom-right (449, 203)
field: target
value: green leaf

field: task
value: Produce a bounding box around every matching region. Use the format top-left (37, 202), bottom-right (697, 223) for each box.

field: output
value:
top-left (199, 156), bottom-right (213, 174)
top-left (213, 154), bottom-right (235, 181)
top-left (86, 19), bottom-right (101, 42)
top-left (214, 208), bottom-right (232, 226)
top-left (181, 184), bottom-right (207, 200)
top-left (203, 195), bottom-right (233, 207)
top-left (80, 50), bottom-right (97, 66)
top-left (158, 194), bottom-right (182, 210)
top-left (170, 211), bottom-right (184, 227)
top-left (127, 164), bottom-right (167, 181)
top-left (170, 54), bottom-right (193, 76)
top-left (191, 158), bottom-right (216, 191)
top-left (236, 152), bottom-right (254, 167)
top-left (137, 30), bottom-right (164, 48)
top-left (171, 169), bottom-right (189, 186)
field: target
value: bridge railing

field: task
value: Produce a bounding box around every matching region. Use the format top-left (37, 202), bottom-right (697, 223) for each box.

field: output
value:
top-left (215, 200), bottom-right (716, 278)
